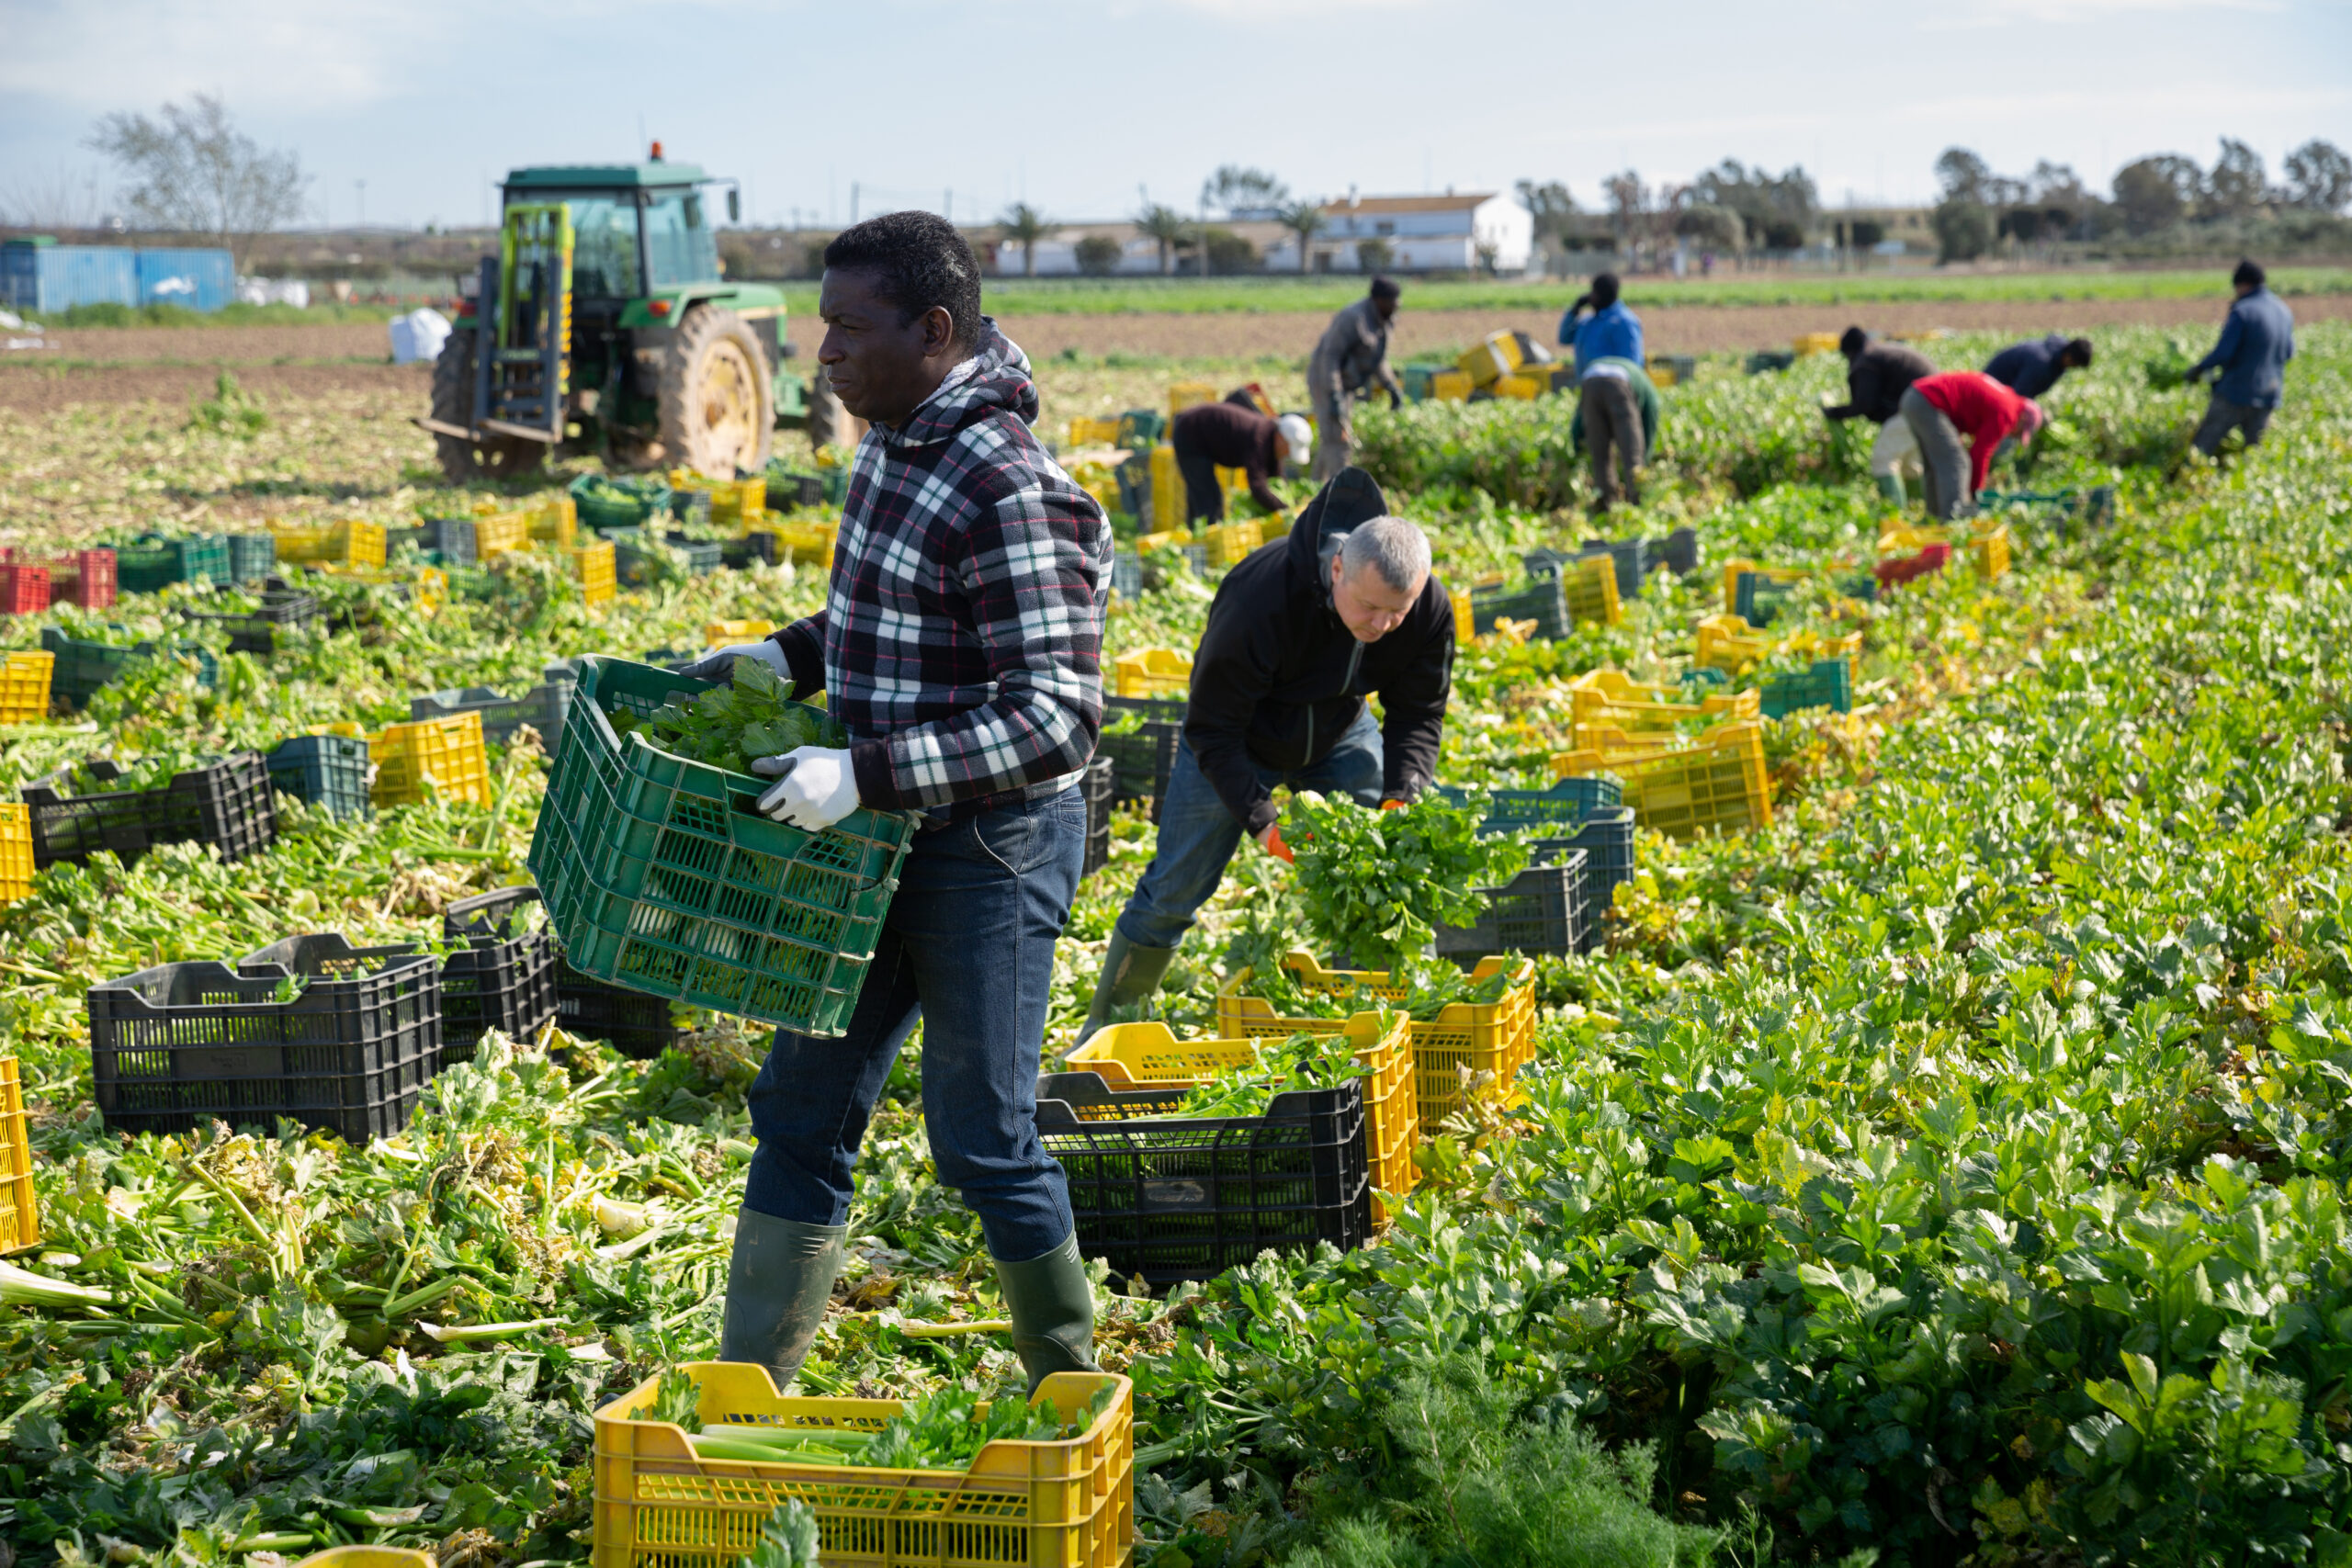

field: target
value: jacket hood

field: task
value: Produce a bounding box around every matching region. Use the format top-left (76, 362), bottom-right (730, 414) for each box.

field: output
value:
top-left (886, 317), bottom-right (1039, 447)
top-left (1283, 467), bottom-right (1390, 596)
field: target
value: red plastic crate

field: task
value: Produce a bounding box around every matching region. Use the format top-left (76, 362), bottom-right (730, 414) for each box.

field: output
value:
top-left (0, 567), bottom-right (49, 616)
top-left (1875, 543), bottom-right (1951, 590)
top-left (0, 549), bottom-right (113, 610)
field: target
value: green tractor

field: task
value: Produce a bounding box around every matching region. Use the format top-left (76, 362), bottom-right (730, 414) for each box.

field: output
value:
top-left (421, 148), bottom-right (839, 481)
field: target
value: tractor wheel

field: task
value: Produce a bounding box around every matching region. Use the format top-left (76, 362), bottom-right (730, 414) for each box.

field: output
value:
top-left (805, 372), bottom-right (846, 453)
top-left (429, 329), bottom-right (547, 483)
top-left (658, 306), bottom-right (775, 478)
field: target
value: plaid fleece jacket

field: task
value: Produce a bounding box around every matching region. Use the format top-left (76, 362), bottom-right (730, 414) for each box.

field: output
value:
top-left (769, 323), bottom-right (1111, 815)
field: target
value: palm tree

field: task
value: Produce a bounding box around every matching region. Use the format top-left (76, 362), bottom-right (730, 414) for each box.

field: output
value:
top-left (1136, 203), bottom-right (1190, 276)
top-left (999, 202), bottom-right (1054, 277)
top-left (1276, 198), bottom-right (1327, 275)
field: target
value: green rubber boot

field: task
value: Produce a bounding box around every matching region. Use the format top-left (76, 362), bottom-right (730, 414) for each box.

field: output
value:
top-left (994, 1233), bottom-right (1100, 1396)
top-left (1876, 472), bottom-right (1906, 507)
top-left (1076, 930), bottom-right (1178, 1046)
top-left (718, 1209), bottom-right (847, 1392)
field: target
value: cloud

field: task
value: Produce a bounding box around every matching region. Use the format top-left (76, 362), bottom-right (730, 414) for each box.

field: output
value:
top-left (1922, 0), bottom-right (2281, 27)
top-left (0, 0), bottom-right (440, 114)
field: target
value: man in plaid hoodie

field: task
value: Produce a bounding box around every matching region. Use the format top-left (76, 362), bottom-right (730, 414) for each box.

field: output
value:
top-left (686, 211), bottom-right (1111, 1397)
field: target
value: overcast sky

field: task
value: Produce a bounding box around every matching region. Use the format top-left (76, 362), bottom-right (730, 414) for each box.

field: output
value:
top-left (3, 0), bottom-right (2347, 232)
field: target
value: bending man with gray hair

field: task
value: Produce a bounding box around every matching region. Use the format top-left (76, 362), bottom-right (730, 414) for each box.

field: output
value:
top-left (1080, 468), bottom-right (1455, 1038)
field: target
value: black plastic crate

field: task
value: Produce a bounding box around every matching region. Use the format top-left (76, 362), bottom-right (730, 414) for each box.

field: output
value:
top-left (410, 673), bottom-right (574, 750)
top-left (23, 752), bottom-right (277, 870)
top-left (266, 734), bottom-right (372, 819)
top-left (422, 517), bottom-right (478, 569)
top-left (181, 590), bottom-right (321, 654)
top-left (226, 534), bottom-right (277, 584)
top-left (87, 933), bottom-right (442, 1143)
top-left (1531, 807), bottom-right (1636, 951)
top-left (1648, 526), bottom-right (1699, 578)
top-left (1434, 849), bottom-right (1590, 964)
top-left (440, 886), bottom-right (559, 1064)
top-left (1470, 579), bottom-right (1568, 641)
top-left (1035, 1073), bottom-right (1373, 1286)
top-left (722, 532), bottom-right (777, 570)
top-left (555, 957), bottom-right (683, 1059)
top-left (1082, 757), bottom-right (1114, 879)
top-left (666, 532), bottom-right (725, 575)
top-left (1100, 695), bottom-right (1186, 813)
top-left (668, 491), bottom-right (714, 528)
top-left (1577, 537), bottom-right (1649, 600)
top-left (766, 471), bottom-right (826, 508)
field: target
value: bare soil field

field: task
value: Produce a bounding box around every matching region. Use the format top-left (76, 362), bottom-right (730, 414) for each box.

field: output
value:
top-left (6, 290), bottom-right (2346, 412)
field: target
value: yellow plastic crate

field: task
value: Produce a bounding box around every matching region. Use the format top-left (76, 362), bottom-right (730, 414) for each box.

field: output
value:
top-left (1971, 523), bottom-right (2012, 580)
top-left (1430, 370), bottom-right (1474, 401)
top-left (294, 1551), bottom-right (433, 1568)
top-left (1560, 552), bottom-right (1622, 628)
top-left (0, 651), bottom-right (54, 724)
top-left (1202, 519), bottom-right (1263, 569)
top-left (1216, 953), bottom-right (1538, 1132)
top-left (706, 618), bottom-right (780, 647)
top-left (1166, 380), bottom-right (1216, 420)
top-left (1646, 358), bottom-right (1680, 388)
top-left (1567, 670), bottom-right (1760, 742)
top-left (271, 519), bottom-right (388, 570)
top-left (0, 803), bottom-right (30, 906)
top-left (592, 1363), bottom-right (1134, 1568)
top-left (1065, 416), bottom-right (1122, 448)
top-left (1134, 530), bottom-right (1186, 554)
top-left (1551, 719), bottom-right (1772, 840)
top-left (528, 494), bottom-right (578, 550)
top-left (1113, 647), bottom-right (1192, 699)
top-left (475, 509), bottom-right (532, 561)
top-left (1793, 332), bottom-right (1841, 357)
top-left (370, 710), bottom-right (491, 808)
top-left (1491, 373), bottom-right (1546, 400)
top-left (1876, 522), bottom-right (1951, 557)
top-left (1718, 558), bottom-right (1805, 615)
top-left (1063, 1012), bottom-right (1419, 1201)
top-left (1456, 331), bottom-right (1523, 388)
top-left (1149, 444), bottom-right (1182, 534)
top-left (572, 539), bottom-right (616, 605)
top-left (1696, 614), bottom-right (1773, 673)
top-left (321, 563), bottom-right (448, 611)
top-left (771, 518), bottom-right (839, 570)
top-left (1451, 587), bottom-right (1473, 644)
top-left (0, 1056), bottom-right (40, 1256)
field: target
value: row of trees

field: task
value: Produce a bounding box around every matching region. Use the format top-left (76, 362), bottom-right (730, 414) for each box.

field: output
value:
top-left (1931, 139), bottom-right (2351, 260)
top-left (996, 165), bottom-right (1339, 277)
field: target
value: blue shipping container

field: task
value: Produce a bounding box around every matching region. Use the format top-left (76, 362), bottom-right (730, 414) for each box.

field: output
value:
top-left (134, 248), bottom-right (234, 313)
top-left (0, 243), bottom-right (137, 315)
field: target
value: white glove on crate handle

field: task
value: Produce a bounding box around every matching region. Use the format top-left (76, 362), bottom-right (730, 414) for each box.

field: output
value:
top-left (682, 640), bottom-right (789, 682)
top-left (753, 747), bottom-right (859, 829)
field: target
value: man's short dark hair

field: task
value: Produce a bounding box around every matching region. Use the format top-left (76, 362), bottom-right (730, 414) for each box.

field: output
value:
top-left (2233, 258), bottom-right (2266, 289)
top-left (2064, 336), bottom-right (2095, 367)
top-left (1839, 325), bottom-right (1869, 356)
top-left (823, 211), bottom-right (984, 350)
top-left (1590, 272), bottom-right (1620, 308)
top-left (1368, 276), bottom-right (1400, 301)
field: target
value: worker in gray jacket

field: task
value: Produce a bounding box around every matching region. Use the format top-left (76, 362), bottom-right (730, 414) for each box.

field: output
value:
top-left (2181, 258), bottom-right (2296, 471)
top-left (1307, 277), bottom-right (1404, 480)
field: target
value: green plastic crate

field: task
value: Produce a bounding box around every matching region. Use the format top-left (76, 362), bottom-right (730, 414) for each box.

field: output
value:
top-left (1759, 657), bottom-right (1852, 718)
top-left (526, 656), bottom-right (914, 1037)
top-left (115, 534), bottom-right (230, 594)
top-left (40, 626), bottom-right (219, 709)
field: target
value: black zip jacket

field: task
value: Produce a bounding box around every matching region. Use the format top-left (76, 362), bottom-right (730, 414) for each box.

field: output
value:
top-left (1182, 468), bottom-right (1453, 836)
top-left (1825, 342), bottom-right (1936, 424)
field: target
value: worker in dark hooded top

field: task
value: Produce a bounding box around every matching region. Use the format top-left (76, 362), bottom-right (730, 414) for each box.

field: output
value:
top-left (1077, 468), bottom-right (1454, 1037)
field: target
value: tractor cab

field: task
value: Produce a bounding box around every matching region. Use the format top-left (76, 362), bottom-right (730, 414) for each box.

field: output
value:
top-left (421, 145), bottom-right (809, 482)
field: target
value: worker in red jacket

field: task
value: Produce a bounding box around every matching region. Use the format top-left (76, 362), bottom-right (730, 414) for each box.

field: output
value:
top-left (1897, 370), bottom-right (2045, 520)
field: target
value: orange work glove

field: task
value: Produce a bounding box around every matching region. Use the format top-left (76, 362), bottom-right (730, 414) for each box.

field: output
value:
top-left (1257, 822), bottom-right (1296, 863)
top-left (1379, 799), bottom-right (1408, 811)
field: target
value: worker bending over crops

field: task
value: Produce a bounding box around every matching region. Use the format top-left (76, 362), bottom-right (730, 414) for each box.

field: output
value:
top-left (1307, 278), bottom-right (1405, 481)
top-left (2179, 259), bottom-right (2295, 472)
top-left (1984, 333), bottom-right (2093, 400)
top-left (1170, 399), bottom-right (1310, 525)
top-left (1558, 273), bottom-right (1645, 512)
top-left (1079, 472), bottom-right (1453, 1038)
top-left (1822, 326), bottom-right (1935, 507)
top-left (684, 210), bottom-right (1111, 1398)
top-left (1897, 369), bottom-right (2044, 521)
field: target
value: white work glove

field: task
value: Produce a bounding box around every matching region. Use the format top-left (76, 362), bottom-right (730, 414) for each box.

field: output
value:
top-left (681, 640), bottom-right (789, 683)
top-left (752, 746), bottom-right (860, 829)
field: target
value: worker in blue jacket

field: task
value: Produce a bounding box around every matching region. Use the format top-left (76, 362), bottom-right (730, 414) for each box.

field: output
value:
top-left (1984, 334), bottom-right (2093, 400)
top-left (1557, 274), bottom-right (1647, 511)
top-left (2181, 259), bottom-right (2296, 469)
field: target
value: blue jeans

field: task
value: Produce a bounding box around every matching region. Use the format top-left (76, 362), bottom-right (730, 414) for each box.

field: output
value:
top-left (1115, 708), bottom-right (1383, 951)
top-left (743, 786), bottom-right (1088, 1262)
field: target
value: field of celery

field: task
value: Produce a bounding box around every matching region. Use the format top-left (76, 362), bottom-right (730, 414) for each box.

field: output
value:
top-left (0, 321), bottom-right (2341, 1568)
